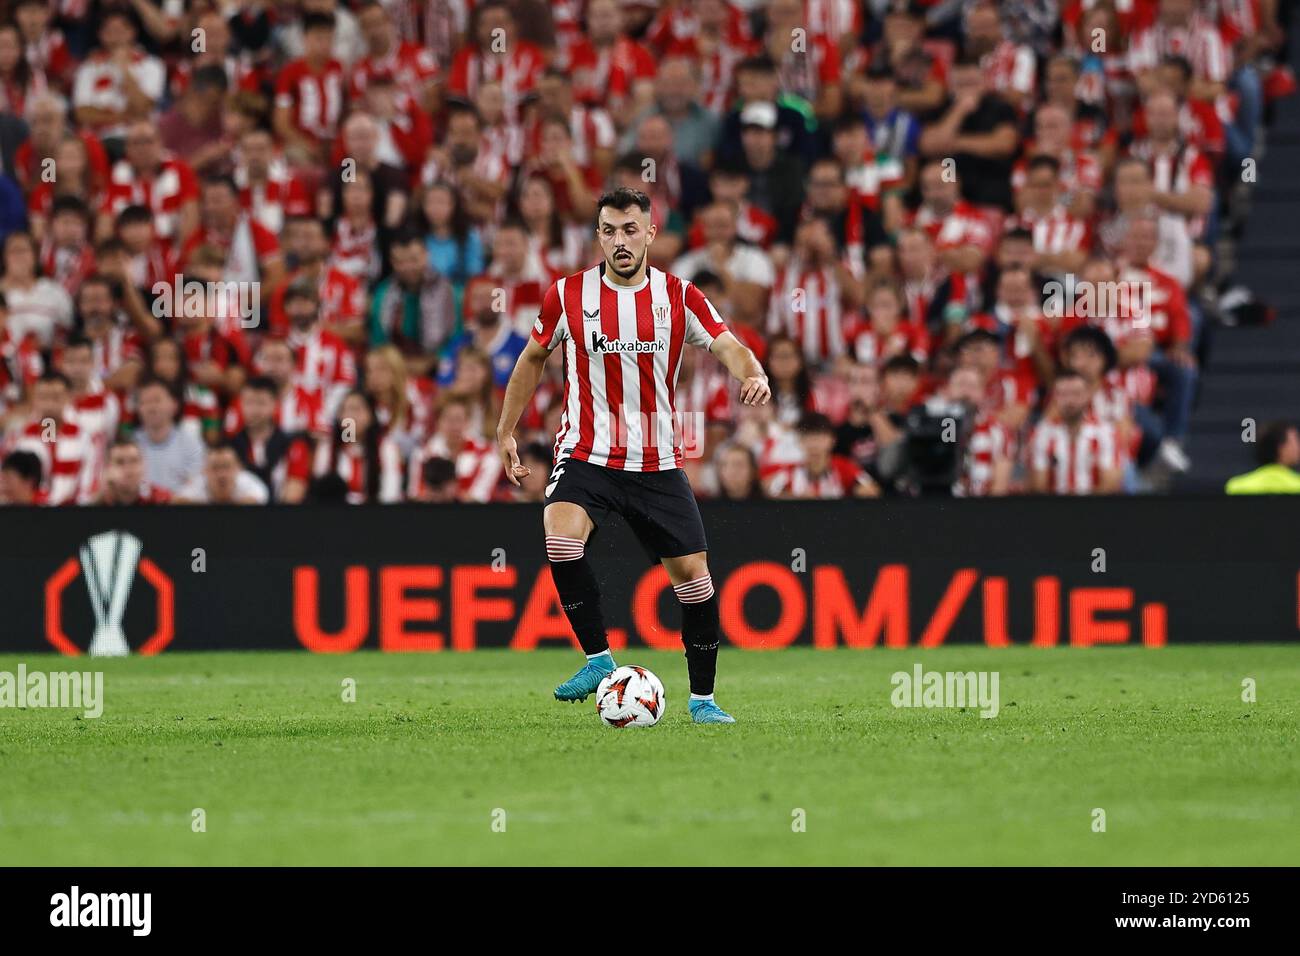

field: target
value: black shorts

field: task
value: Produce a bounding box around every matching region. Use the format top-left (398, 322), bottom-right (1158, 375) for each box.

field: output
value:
top-left (544, 457), bottom-right (709, 561)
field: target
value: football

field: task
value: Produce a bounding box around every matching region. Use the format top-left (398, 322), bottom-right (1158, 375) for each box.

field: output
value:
top-left (595, 665), bottom-right (666, 728)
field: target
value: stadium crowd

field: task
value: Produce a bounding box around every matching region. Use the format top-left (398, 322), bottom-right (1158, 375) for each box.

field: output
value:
top-left (0, 0), bottom-right (1293, 505)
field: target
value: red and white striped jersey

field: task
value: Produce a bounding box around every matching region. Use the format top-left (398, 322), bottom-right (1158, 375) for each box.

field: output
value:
top-left (1088, 375), bottom-right (1132, 425)
top-left (328, 217), bottom-right (382, 283)
top-left (101, 156), bottom-right (200, 245)
top-left (531, 264), bottom-right (730, 472)
top-left (909, 200), bottom-right (998, 255)
top-left (566, 35), bottom-right (658, 107)
top-left (851, 319), bottom-right (930, 366)
top-left (1126, 138), bottom-right (1215, 238)
top-left (274, 59), bottom-right (347, 143)
top-left (86, 324), bottom-right (145, 382)
top-left (313, 436), bottom-right (404, 504)
top-left (235, 158), bottom-right (312, 236)
top-left (447, 40), bottom-right (546, 122)
top-left (764, 454), bottom-right (867, 499)
top-left (12, 418), bottom-right (89, 505)
top-left (488, 272), bottom-right (548, 338)
top-left (957, 415), bottom-right (1012, 497)
top-left (982, 40), bottom-right (1037, 103)
top-left (0, 327), bottom-right (44, 414)
top-left (1128, 14), bottom-right (1231, 84)
top-left (1005, 205), bottom-right (1092, 259)
top-left (349, 41), bottom-right (440, 100)
top-left (1111, 364), bottom-right (1156, 407)
top-left (222, 384), bottom-right (326, 438)
top-left (39, 238), bottom-right (97, 298)
top-left (288, 326), bottom-right (358, 418)
top-left (806, 0), bottom-right (863, 45)
top-left (1011, 147), bottom-right (1103, 196)
top-left (767, 263), bottom-right (851, 364)
top-left (67, 383), bottom-right (121, 500)
top-left (662, 34), bottom-right (750, 115)
top-left (407, 432), bottom-right (500, 502)
top-left (1029, 413), bottom-right (1120, 494)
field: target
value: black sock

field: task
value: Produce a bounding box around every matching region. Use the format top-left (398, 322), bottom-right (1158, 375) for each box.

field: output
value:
top-left (680, 592), bottom-right (721, 697)
top-left (549, 553), bottom-right (610, 656)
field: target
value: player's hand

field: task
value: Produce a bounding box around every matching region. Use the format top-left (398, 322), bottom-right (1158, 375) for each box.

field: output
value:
top-left (740, 374), bottom-right (771, 406)
top-left (498, 434), bottom-right (530, 486)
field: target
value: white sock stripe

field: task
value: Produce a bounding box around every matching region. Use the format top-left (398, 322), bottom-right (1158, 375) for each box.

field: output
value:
top-left (545, 535), bottom-right (586, 561)
top-left (674, 574), bottom-right (715, 603)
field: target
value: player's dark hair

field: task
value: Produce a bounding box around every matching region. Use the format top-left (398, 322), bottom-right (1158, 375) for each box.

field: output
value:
top-left (1257, 421), bottom-right (1297, 466)
top-left (1, 449), bottom-right (42, 486)
top-left (63, 333), bottom-right (93, 352)
top-left (596, 187), bottom-right (652, 221)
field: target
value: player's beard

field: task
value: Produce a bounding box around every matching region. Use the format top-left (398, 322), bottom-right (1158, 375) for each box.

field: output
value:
top-left (608, 247), bottom-right (644, 279)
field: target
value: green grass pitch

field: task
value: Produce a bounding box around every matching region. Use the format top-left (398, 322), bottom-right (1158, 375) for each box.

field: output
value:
top-left (1, 646), bottom-right (1296, 865)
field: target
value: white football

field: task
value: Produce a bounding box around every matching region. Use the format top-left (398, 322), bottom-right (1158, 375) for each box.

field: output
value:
top-left (595, 665), bottom-right (666, 728)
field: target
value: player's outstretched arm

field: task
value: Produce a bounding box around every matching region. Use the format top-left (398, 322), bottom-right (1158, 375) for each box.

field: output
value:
top-left (711, 330), bottom-right (770, 406)
top-left (496, 338), bottom-right (551, 485)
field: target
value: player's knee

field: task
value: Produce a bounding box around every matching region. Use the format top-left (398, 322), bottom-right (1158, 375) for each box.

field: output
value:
top-left (543, 502), bottom-right (592, 541)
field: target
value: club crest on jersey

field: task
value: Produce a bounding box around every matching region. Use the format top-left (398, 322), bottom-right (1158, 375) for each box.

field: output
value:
top-left (652, 303), bottom-right (671, 326)
top-left (589, 330), bottom-right (666, 354)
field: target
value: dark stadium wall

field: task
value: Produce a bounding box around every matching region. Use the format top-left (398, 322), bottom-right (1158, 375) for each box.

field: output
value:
top-left (3, 499), bottom-right (1298, 655)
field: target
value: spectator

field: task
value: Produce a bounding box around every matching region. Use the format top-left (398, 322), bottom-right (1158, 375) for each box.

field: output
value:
top-left (313, 388), bottom-right (403, 503)
top-left (765, 411), bottom-right (878, 499)
top-left (95, 438), bottom-right (171, 505)
top-left (1225, 422), bottom-right (1300, 495)
top-left (133, 377), bottom-right (206, 494)
top-left (229, 376), bottom-right (314, 504)
top-left (368, 230), bottom-right (456, 375)
top-left (713, 440), bottom-right (765, 501)
top-left (1029, 370), bottom-right (1123, 495)
top-left (71, 10), bottom-right (165, 147)
top-left (0, 448), bottom-right (41, 505)
top-left (177, 441), bottom-right (271, 505)
top-left (1, 230), bottom-right (73, 348)
top-left (12, 370), bottom-right (90, 505)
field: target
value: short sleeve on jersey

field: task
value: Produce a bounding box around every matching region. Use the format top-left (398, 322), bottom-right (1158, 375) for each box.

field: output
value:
top-left (682, 280), bottom-right (728, 349)
top-left (531, 280), bottom-right (568, 350)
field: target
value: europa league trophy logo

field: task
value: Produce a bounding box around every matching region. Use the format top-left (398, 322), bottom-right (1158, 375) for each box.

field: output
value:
top-left (79, 531), bottom-right (143, 657)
